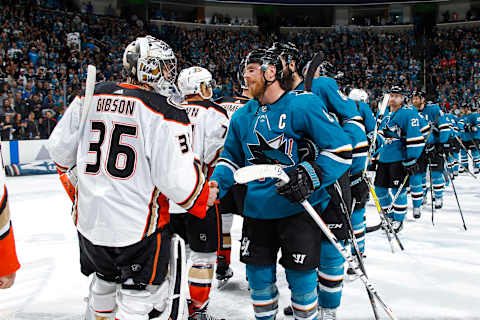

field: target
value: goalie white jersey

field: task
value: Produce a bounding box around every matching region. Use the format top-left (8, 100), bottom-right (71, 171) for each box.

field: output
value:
top-left (169, 99), bottom-right (229, 214)
top-left (47, 82), bottom-right (210, 247)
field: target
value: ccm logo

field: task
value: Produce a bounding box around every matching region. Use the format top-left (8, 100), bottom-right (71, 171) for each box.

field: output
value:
top-left (328, 224), bottom-right (343, 229)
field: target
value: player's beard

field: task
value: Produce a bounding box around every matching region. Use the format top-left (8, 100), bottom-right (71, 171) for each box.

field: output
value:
top-left (248, 77), bottom-right (266, 99)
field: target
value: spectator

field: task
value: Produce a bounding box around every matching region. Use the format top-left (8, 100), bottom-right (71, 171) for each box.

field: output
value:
top-left (39, 110), bottom-right (56, 139)
top-left (24, 111), bottom-right (39, 139)
top-left (0, 114), bottom-right (13, 140)
top-left (12, 113), bottom-right (26, 140)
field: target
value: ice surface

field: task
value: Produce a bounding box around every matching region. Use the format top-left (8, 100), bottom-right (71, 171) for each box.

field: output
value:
top-left (1, 174), bottom-right (480, 319)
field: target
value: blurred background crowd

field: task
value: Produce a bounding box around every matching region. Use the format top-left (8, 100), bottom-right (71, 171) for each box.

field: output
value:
top-left (1, 0), bottom-right (480, 140)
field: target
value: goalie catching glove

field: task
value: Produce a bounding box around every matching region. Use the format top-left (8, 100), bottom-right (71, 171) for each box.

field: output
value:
top-left (276, 161), bottom-right (322, 203)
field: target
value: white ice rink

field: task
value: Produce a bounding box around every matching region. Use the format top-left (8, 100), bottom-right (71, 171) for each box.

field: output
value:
top-left (1, 173), bottom-right (480, 319)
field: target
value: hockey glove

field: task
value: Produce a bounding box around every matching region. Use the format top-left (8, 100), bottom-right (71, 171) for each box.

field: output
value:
top-left (464, 123), bottom-right (472, 132)
top-left (425, 144), bottom-right (435, 155)
top-left (298, 138), bottom-right (319, 162)
top-left (276, 161), bottom-right (322, 203)
top-left (402, 159), bottom-right (418, 175)
top-left (350, 176), bottom-right (369, 208)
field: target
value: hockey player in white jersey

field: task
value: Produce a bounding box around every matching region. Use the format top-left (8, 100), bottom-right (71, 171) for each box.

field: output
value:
top-left (47, 36), bottom-right (218, 320)
top-left (213, 61), bottom-right (252, 287)
top-left (169, 66), bottom-right (229, 320)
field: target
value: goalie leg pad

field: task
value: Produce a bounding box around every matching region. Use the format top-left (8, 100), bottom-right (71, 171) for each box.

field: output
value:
top-left (85, 274), bottom-right (117, 319)
top-left (116, 280), bottom-right (169, 320)
top-left (154, 234), bottom-right (188, 320)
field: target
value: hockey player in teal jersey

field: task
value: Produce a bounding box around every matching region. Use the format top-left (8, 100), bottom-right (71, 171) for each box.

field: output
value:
top-left (444, 110), bottom-right (461, 177)
top-left (374, 86), bottom-right (425, 231)
top-left (265, 43), bottom-right (359, 318)
top-left (463, 102), bottom-right (480, 174)
top-left (210, 49), bottom-right (353, 320)
top-left (419, 97), bottom-right (452, 209)
top-left (409, 91), bottom-right (435, 218)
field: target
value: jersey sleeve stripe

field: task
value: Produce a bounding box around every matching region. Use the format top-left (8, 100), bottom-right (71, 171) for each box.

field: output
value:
top-left (406, 136), bottom-right (424, 143)
top-left (320, 151), bottom-right (353, 165)
top-left (217, 158), bottom-right (240, 170)
top-left (177, 163), bottom-right (206, 211)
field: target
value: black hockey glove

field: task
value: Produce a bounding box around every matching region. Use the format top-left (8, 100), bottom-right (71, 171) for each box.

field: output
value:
top-left (298, 138), bottom-right (319, 162)
top-left (431, 124), bottom-right (440, 135)
top-left (276, 161), bottom-right (322, 204)
top-left (350, 176), bottom-right (369, 209)
top-left (464, 123), bottom-right (473, 132)
top-left (402, 159), bottom-right (418, 175)
top-left (425, 144), bottom-right (435, 155)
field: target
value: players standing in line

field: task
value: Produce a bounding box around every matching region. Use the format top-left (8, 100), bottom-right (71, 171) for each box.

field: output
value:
top-left (444, 109), bottom-right (461, 177)
top-left (0, 150), bottom-right (20, 289)
top-left (211, 48), bottom-right (352, 320)
top-left (48, 36), bottom-right (218, 320)
top-left (462, 101), bottom-right (480, 174)
top-left (375, 86), bottom-right (425, 231)
top-left (169, 66), bottom-right (229, 320)
top-left (213, 61), bottom-right (252, 286)
top-left (415, 93), bottom-right (452, 210)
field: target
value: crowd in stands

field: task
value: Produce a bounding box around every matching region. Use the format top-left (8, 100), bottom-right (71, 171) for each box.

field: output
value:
top-left (1, 1), bottom-right (480, 141)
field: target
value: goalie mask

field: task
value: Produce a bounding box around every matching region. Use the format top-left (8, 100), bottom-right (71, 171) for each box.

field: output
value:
top-left (123, 35), bottom-right (177, 95)
top-left (348, 88), bottom-right (369, 103)
top-left (177, 66), bottom-right (216, 100)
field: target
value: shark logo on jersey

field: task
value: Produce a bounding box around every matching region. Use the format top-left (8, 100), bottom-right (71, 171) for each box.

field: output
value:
top-left (247, 130), bottom-right (295, 167)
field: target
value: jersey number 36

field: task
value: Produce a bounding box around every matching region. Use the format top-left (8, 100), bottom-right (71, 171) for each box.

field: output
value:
top-left (85, 121), bottom-right (138, 179)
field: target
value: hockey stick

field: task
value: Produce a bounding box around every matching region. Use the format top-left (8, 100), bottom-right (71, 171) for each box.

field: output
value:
top-left (442, 154), bottom-right (468, 231)
top-left (455, 135), bottom-right (475, 162)
top-left (81, 65), bottom-right (97, 125)
top-left (364, 177), bottom-right (397, 253)
top-left (427, 156), bottom-right (435, 226)
top-left (333, 182), bottom-right (381, 320)
top-left (364, 94), bottom-right (391, 175)
top-left (234, 165), bottom-right (398, 320)
top-left (304, 52), bottom-right (324, 92)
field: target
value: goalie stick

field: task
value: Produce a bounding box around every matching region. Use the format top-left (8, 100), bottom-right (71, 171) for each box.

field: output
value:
top-left (234, 165), bottom-right (398, 320)
top-left (81, 65), bottom-right (97, 125)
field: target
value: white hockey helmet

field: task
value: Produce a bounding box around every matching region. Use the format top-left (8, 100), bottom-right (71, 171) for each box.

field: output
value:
top-left (177, 66), bottom-right (216, 99)
top-left (348, 88), bottom-right (369, 103)
top-left (122, 35), bottom-right (177, 93)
